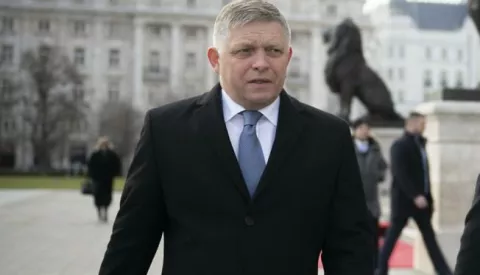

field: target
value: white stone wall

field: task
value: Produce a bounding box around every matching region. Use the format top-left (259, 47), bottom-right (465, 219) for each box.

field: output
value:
top-left (412, 101), bottom-right (480, 274)
top-left (365, 2), bottom-right (480, 117)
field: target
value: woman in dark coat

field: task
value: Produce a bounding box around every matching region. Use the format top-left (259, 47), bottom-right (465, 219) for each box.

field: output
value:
top-left (87, 136), bottom-right (121, 222)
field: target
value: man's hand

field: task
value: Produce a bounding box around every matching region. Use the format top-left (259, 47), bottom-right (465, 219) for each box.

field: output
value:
top-left (414, 195), bottom-right (428, 209)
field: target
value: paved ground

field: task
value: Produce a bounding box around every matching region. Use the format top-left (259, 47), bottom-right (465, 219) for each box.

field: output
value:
top-left (0, 189), bottom-right (426, 275)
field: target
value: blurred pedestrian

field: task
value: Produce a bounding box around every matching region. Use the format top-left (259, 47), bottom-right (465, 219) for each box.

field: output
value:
top-left (87, 136), bottom-right (121, 222)
top-left (352, 118), bottom-right (387, 267)
top-left (376, 112), bottom-right (452, 275)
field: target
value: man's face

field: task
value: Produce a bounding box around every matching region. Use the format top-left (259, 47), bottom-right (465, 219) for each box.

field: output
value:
top-left (207, 21), bottom-right (292, 109)
top-left (354, 124), bottom-right (370, 140)
top-left (408, 116), bottom-right (426, 134)
top-left (416, 117), bottom-right (426, 134)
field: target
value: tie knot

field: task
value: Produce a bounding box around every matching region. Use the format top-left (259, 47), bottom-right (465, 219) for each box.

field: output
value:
top-left (242, 110), bottom-right (262, 126)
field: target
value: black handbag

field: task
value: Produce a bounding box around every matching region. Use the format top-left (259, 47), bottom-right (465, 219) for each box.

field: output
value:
top-left (81, 179), bottom-right (94, 195)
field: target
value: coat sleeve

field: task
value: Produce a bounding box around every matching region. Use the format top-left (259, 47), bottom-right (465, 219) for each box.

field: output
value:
top-left (390, 141), bottom-right (421, 199)
top-left (99, 110), bottom-right (166, 275)
top-left (321, 123), bottom-right (375, 275)
top-left (454, 174), bottom-right (480, 275)
top-left (87, 153), bottom-right (97, 179)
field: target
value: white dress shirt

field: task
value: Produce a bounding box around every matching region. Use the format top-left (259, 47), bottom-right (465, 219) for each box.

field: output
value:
top-left (221, 90), bottom-right (279, 163)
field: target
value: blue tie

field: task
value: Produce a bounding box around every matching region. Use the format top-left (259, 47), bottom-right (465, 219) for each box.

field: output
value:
top-left (238, 111), bottom-right (265, 197)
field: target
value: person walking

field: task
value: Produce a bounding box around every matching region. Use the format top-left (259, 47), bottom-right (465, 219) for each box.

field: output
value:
top-left (352, 118), bottom-right (387, 267)
top-left (87, 136), bottom-right (121, 222)
top-left (376, 112), bottom-right (452, 275)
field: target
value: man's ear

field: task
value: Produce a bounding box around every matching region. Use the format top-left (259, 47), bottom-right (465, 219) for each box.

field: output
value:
top-left (207, 47), bottom-right (220, 74)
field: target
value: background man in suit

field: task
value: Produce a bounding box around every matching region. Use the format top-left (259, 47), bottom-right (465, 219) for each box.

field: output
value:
top-left (454, 174), bottom-right (480, 275)
top-left (98, 1), bottom-right (374, 275)
top-left (376, 112), bottom-right (452, 275)
top-left (352, 118), bottom-right (388, 267)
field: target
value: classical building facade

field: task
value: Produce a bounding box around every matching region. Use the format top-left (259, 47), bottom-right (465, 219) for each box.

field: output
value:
top-left (364, 0), bottom-right (480, 116)
top-left (0, 0), bottom-right (374, 170)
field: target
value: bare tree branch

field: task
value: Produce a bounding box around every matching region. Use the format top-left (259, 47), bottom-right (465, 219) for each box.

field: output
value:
top-left (17, 44), bottom-right (88, 170)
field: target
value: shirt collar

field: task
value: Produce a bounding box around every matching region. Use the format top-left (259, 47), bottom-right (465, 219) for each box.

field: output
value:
top-left (221, 89), bottom-right (279, 126)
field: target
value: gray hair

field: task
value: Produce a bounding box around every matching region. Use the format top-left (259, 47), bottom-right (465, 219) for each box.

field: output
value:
top-left (213, 0), bottom-right (291, 51)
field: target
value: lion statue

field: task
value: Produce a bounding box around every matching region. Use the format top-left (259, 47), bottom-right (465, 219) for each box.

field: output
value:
top-left (323, 18), bottom-right (404, 126)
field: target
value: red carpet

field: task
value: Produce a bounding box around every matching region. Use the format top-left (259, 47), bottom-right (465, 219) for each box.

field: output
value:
top-left (318, 238), bottom-right (413, 268)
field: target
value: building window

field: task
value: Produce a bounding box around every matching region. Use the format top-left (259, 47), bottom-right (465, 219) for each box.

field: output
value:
top-left (71, 120), bottom-right (86, 132)
top-left (39, 45), bottom-right (50, 60)
top-left (73, 83), bottom-right (85, 101)
top-left (457, 49), bottom-right (463, 62)
top-left (187, 0), bottom-right (196, 8)
top-left (397, 90), bottom-right (405, 103)
top-left (398, 68), bottom-right (404, 81)
top-left (108, 49), bottom-right (120, 68)
top-left (68, 119), bottom-right (86, 132)
top-left (441, 48), bottom-right (448, 61)
top-left (455, 71), bottom-right (463, 88)
top-left (0, 79), bottom-right (13, 101)
top-left (388, 68), bottom-right (394, 80)
top-left (74, 47), bottom-right (85, 66)
top-left (1, 44), bottom-right (13, 65)
top-left (108, 81), bottom-right (120, 101)
top-left (326, 5), bottom-right (337, 16)
top-left (423, 70), bottom-right (432, 88)
top-left (149, 50), bottom-right (160, 73)
top-left (106, 22), bottom-right (121, 38)
top-left (73, 20), bottom-right (86, 36)
top-left (150, 25), bottom-right (161, 36)
top-left (149, 24), bottom-right (166, 36)
top-left (1, 17), bottom-right (14, 33)
top-left (425, 47), bottom-right (431, 60)
top-left (184, 26), bottom-right (197, 38)
top-left (185, 52), bottom-right (196, 68)
top-left (2, 117), bottom-right (15, 134)
top-left (440, 71), bottom-right (448, 88)
top-left (38, 20), bottom-right (50, 33)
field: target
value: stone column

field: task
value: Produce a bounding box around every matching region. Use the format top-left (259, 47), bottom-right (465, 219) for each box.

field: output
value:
top-left (170, 24), bottom-right (182, 92)
top-left (413, 101), bottom-right (480, 274)
top-left (206, 26), bottom-right (216, 90)
top-left (91, 17), bottom-right (103, 108)
top-left (133, 17), bottom-right (145, 110)
top-left (370, 127), bottom-right (404, 197)
top-left (87, 16), bottom-right (104, 148)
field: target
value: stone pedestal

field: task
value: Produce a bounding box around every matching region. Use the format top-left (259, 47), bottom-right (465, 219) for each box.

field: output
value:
top-left (371, 127), bottom-right (403, 161)
top-left (412, 101), bottom-right (480, 274)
